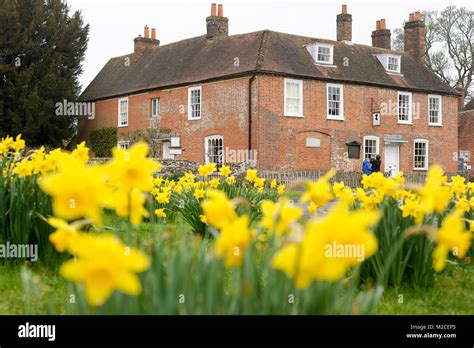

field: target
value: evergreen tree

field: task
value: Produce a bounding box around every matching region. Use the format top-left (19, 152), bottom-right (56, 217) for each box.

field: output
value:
top-left (0, 0), bottom-right (89, 146)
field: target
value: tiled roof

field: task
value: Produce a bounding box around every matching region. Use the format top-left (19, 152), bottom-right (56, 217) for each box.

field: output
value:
top-left (81, 30), bottom-right (459, 101)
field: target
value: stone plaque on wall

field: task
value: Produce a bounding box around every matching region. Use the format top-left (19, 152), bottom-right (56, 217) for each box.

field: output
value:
top-left (306, 137), bottom-right (321, 148)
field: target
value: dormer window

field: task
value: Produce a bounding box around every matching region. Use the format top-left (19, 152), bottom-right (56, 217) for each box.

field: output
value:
top-left (306, 43), bottom-right (334, 65)
top-left (387, 56), bottom-right (400, 73)
top-left (376, 54), bottom-right (401, 74)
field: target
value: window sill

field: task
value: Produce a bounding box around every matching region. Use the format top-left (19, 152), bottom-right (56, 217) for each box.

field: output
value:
top-left (413, 168), bottom-right (428, 171)
top-left (284, 114), bottom-right (304, 118)
top-left (428, 123), bottom-right (442, 127)
top-left (326, 116), bottom-right (345, 121)
top-left (315, 62), bottom-right (336, 68)
top-left (397, 121), bottom-right (412, 125)
top-left (386, 71), bottom-right (403, 76)
top-left (187, 117), bottom-right (201, 121)
top-left (118, 124), bottom-right (128, 128)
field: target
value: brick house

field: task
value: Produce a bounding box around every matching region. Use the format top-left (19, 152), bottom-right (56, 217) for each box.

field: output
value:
top-left (459, 99), bottom-right (474, 174)
top-left (79, 4), bottom-right (462, 175)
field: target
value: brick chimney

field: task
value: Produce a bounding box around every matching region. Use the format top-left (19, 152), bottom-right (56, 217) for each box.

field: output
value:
top-left (372, 19), bottom-right (391, 49)
top-left (336, 5), bottom-right (352, 42)
top-left (134, 26), bottom-right (160, 54)
top-left (404, 11), bottom-right (425, 63)
top-left (206, 3), bottom-right (228, 39)
top-left (455, 84), bottom-right (465, 111)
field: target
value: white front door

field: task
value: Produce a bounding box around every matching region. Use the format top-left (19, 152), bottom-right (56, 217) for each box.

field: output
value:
top-left (384, 144), bottom-right (399, 177)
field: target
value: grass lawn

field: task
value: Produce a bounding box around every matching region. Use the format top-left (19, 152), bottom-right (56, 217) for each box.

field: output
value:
top-left (1, 213), bottom-right (472, 315)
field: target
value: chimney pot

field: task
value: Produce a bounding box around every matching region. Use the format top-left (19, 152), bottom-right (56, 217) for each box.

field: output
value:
top-left (409, 13), bottom-right (415, 21)
top-left (151, 28), bottom-right (156, 40)
top-left (144, 25), bottom-right (149, 38)
top-left (341, 5), bottom-right (347, 14)
top-left (372, 19), bottom-right (391, 49)
top-left (206, 4), bottom-right (228, 39)
top-left (414, 11), bottom-right (421, 21)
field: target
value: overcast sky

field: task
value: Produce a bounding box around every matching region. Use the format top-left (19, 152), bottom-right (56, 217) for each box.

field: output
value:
top-left (67, 0), bottom-right (473, 92)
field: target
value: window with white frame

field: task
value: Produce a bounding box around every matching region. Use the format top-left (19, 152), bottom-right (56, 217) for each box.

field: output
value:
top-left (375, 54), bottom-right (401, 74)
top-left (387, 56), bottom-right (400, 73)
top-left (205, 135), bottom-right (223, 166)
top-left (306, 43), bottom-right (334, 65)
top-left (151, 98), bottom-right (160, 118)
top-left (118, 97), bottom-right (128, 127)
top-left (327, 84), bottom-right (344, 119)
top-left (428, 95), bottom-right (442, 126)
top-left (188, 86), bottom-right (201, 120)
top-left (117, 140), bottom-right (130, 150)
top-left (414, 139), bottom-right (429, 170)
top-left (284, 78), bottom-right (303, 117)
top-left (397, 92), bottom-right (412, 123)
top-left (363, 136), bottom-right (379, 160)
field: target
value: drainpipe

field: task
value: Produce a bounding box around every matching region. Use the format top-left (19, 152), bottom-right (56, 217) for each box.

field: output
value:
top-left (248, 73), bottom-right (256, 160)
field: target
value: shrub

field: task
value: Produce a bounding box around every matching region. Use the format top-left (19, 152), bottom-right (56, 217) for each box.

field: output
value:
top-left (89, 127), bottom-right (117, 157)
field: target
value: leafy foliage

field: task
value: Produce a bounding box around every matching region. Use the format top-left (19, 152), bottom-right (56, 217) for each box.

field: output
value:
top-left (0, 0), bottom-right (89, 146)
top-left (89, 127), bottom-right (117, 157)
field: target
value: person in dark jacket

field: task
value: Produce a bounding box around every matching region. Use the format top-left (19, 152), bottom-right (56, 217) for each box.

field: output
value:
top-left (370, 155), bottom-right (382, 173)
top-left (362, 158), bottom-right (372, 175)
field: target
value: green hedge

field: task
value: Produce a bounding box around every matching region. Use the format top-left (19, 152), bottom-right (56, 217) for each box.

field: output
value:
top-left (89, 127), bottom-right (117, 157)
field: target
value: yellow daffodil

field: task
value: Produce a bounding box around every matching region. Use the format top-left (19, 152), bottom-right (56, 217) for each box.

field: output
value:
top-left (71, 141), bottom-right (90, 163)
top-left (260, 198), bottom-right (303, 236)
top-left (201, 189), bottom-right (236, 229)
top-left (155, 192), bottom-right (170, 204)
top-left (114, 189), bottom-right (149, 226)
top-left (253, 177), bottom-right (265, 189)
top-left (194, 188), bottom-right (206, 199)
top-left (105, 142), bottom-right (160, 192)
top-left (300, 169), bottom-right (335, 210)
top-left (245, 169), bottom-right (258, 183)
top-left (226, 176), bottom-right (236, 185)
top-left (155, 208), bottom-right (166, 218)
top-left (198, 163), bottom-right (216, 177)
top-left (272, 202), bottom-right (379, 288)
top-left (210, 178), bottom-right (220, 188)
top-left (39, 158), bottom-right (109, 225)
top-left (60, 233), bottom-right (150, 306)
top-left (11, 134), bottom-right (25, 153)
top-left (47, 217), bottom-right (80, 253)
top-left (277, 184), bottom-right (285, 195)
top-left (215, 215), bottom-right (253, 267)
top-left (219, 165), bottom-right (231, 177)
top-left (270, 179), bottom-right (277, 189)
top-left (433, 210), bottom-right (472, 272)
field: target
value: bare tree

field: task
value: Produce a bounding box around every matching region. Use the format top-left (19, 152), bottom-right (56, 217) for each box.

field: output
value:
top-left (391, 7), bottom-right (473, 101)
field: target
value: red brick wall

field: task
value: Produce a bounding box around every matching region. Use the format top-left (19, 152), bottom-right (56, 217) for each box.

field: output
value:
top-left (82, 77), bottom-right (251, 163)
top-left (81, 74), bottom-right (458, 174)
top-left (254, 75), bottom-right (458, 173)
top-left (459, 110), bottom-right (474, 173)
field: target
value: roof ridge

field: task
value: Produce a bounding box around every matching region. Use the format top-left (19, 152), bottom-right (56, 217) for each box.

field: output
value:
top-left (255, 30), bottom-right (270, 71)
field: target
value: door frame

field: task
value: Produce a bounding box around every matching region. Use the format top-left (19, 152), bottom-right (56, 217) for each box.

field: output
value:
top-left (384, 143), bottom-right (400, 177)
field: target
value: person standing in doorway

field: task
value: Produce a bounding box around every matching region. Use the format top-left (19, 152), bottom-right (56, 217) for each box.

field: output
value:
top-left (362, 158), bottom-right (372, 175)
top-left (371, 155), bottom-right (382, 173)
